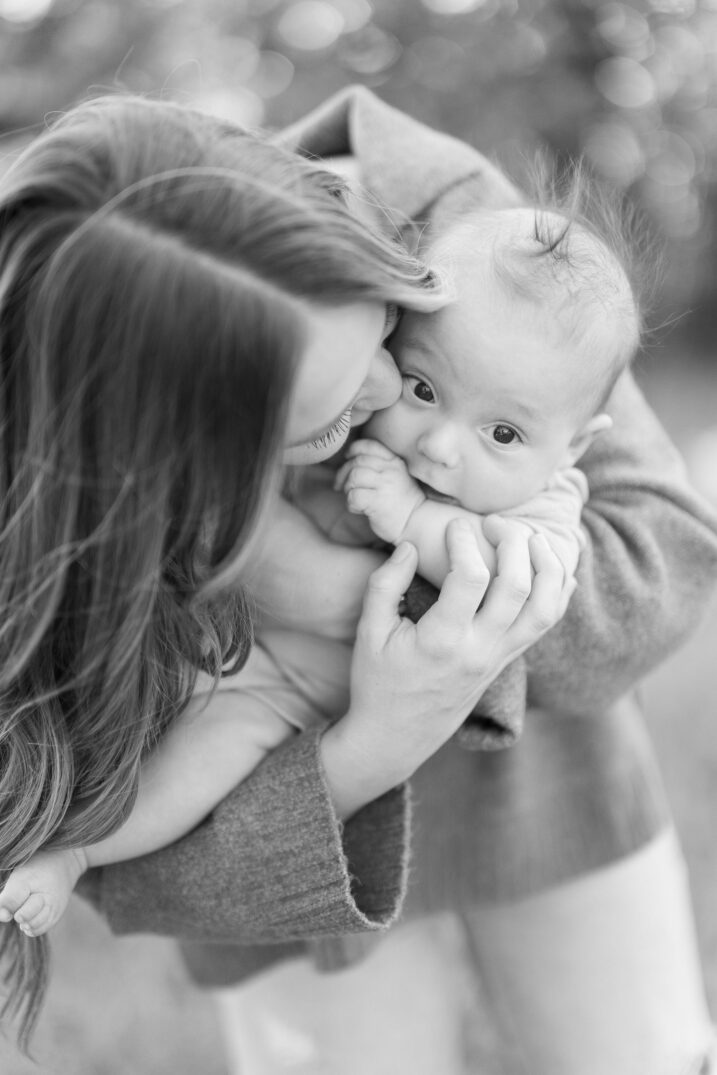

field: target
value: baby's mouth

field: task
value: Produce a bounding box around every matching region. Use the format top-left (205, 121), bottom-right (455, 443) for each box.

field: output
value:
top-left (415, 479), bottom-right (458, 506)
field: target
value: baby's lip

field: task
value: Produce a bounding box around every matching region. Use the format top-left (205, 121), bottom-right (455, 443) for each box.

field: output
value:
top-left (414, 476), bottom-right (459, 506)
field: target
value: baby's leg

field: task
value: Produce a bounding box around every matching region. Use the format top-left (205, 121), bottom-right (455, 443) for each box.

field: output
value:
top-left (0, 649), bottom-right (300, 939)
top-left (463, 827), bottom-right (714, 1075)
top-left (0, 847), bottom-right (87, 937)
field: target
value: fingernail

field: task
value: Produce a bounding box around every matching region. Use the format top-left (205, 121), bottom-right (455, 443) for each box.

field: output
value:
top-left (393, 542), bottom-right (414, 561)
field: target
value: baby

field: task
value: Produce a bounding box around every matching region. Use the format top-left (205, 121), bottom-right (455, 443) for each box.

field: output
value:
top-left (333, 204), bottom-right (635, 584)
top-left (0, 202), bottom-right (639, 939)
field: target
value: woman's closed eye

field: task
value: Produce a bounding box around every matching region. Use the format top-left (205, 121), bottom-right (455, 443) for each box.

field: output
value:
top-left (403, 374), bottom-right (436, 404)
top-left (309, 408), bottom-right (353, 449)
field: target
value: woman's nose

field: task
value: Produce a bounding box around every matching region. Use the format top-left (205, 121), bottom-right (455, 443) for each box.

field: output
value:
top-left (354, 347), bottom-right (401, 414)
top-left (417, 425), bottom-right (460, 468)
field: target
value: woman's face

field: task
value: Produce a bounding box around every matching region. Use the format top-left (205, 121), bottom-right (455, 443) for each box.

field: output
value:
top-left (284, 301), bottom-right (401, 466)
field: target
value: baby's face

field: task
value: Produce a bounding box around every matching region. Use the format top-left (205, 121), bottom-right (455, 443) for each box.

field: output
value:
top-left (368, 250), bottom-right (591, 515)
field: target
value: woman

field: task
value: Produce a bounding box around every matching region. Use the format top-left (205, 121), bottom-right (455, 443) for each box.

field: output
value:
top-left (80, 90), bottom-right (717, 1075)
top-left (0, 94), bottom-right (568, 1050)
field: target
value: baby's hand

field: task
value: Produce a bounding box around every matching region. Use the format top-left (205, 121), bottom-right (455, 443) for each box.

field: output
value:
top-left (0, 847), bottom-right (87, 937)
top-left (335, 439), bottom-right (426, 544)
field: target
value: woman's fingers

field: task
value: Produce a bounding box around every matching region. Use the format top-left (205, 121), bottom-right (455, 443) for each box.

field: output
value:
top-left (358, 541), bottom-right (417, 645)
top-left (495, 532), bottom-right (569, 657)
top-left (421, 520), bottom-right (490, 637)
top-left (527, 532), bottom-right (575, 626)
top-left (477, 516), bottom-right (533, 630)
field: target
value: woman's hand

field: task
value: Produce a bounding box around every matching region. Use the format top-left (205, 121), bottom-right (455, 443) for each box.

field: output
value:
top-left (321, 517), bottom-right (573, 818)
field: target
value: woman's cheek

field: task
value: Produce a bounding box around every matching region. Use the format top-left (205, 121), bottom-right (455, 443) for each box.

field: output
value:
top-left (350, 408), bottom-right (373, 428)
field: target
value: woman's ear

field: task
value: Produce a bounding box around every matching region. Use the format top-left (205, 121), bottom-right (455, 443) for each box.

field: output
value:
top-left (566, 413), bottom-right (613, 465)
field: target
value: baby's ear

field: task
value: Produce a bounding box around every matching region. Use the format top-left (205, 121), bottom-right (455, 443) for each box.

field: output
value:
top-left (566, 413), bottom-right (613, 464)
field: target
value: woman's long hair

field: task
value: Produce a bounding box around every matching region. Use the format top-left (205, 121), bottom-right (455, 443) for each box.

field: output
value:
top-left (0, 95), bottom-right (442, 1046)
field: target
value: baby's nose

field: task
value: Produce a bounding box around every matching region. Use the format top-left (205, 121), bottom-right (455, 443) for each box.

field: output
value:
top-left (417, 426), bottom-right (460, 468)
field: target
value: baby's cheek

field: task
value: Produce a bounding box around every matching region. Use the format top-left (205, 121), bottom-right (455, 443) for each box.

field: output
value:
top-left (367, 402), bottom-right (405, 440)
top-left (363, 410), bottom-right (390, 445)
top-left (459, 460), bottom-right (533, 515)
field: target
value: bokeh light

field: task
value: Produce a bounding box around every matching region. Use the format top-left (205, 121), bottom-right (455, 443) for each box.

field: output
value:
top-left (278, 1), bottom-right (345, 50)
top-left (595, 56), bottom-right (656, 109)
top-left (0, 0), bottom-right (714, 350)
top-left (0, 0), bottom-right (53, 21)
top-left (584, 121), bottom-right (646, 186)
top-left (421, 0), bottom-right (489, 14)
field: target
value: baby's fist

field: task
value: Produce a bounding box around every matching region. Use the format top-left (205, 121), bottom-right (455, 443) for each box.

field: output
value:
top-left (337, 440), bottom-right (425, 543)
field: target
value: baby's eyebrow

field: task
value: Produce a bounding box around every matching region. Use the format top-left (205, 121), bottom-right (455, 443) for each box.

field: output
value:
top-left (397, 337), bottom-right (436, 360)
top-left (503, 398), bottom-right (541, 424)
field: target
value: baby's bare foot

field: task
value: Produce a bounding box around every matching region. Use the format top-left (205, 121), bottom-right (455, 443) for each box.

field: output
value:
top-left (0, 848), bottom-right (88, 937)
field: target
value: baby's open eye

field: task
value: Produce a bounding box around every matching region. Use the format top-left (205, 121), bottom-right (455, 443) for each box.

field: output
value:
top-left (491, 424), bottom-right (521, 445)
top-left (403, 375), bottom-right (435, 404)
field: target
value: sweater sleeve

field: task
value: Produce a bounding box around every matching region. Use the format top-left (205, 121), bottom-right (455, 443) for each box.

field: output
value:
top-left (77, 727), bottom-right (410, 942)
top-left (524, 371), bottom-right (717, 713)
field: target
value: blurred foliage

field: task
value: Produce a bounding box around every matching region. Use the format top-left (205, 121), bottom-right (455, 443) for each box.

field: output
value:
top-left (0, 0), bottom-right (715, 348)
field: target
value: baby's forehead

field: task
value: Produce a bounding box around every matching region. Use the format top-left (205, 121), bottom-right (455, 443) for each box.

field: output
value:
top-left (431, 208), bottom-right (614, 279)
top-left (430, 208), bottom-right (637, 343)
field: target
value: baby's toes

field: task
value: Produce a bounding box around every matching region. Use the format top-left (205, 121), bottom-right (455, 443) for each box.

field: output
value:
top-left (18, 908), bottom-right (53, 937)
top-left (14, 892), bottom-right (50, 929)
top-left (0, 875), bottom-right (34, 921)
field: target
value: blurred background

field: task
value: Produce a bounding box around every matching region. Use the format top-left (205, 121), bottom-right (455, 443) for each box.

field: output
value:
top-left (0, 0), bottom-right (715, 1071)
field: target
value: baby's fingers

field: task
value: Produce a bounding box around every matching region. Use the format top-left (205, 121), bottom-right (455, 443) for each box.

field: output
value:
top-left (346, 488), bottom-right (375, 515)
top-left (334, 457), bottom-right (382, 491)
top-left (345, 438), bottom-right (396, 462)
top-left (342, 465), bottom-right (382, 494)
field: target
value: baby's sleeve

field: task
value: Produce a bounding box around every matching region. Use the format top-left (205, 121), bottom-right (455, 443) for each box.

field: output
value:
top-left (524, 371), bottom-right (717, 714)
top-left (502, 467), bottom-right (589, 580)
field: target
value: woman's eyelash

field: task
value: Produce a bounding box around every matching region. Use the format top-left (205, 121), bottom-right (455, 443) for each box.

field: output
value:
top-left (309, 408), bottom-right (352, 449)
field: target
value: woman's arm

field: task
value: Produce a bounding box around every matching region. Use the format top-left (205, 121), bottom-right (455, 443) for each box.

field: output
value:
top-left (77, 726), bottom-right (409, 942)
top-left (78, 522), bottom-right (569, 941)
top-left (524, 371), bottom-right (717, 713)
